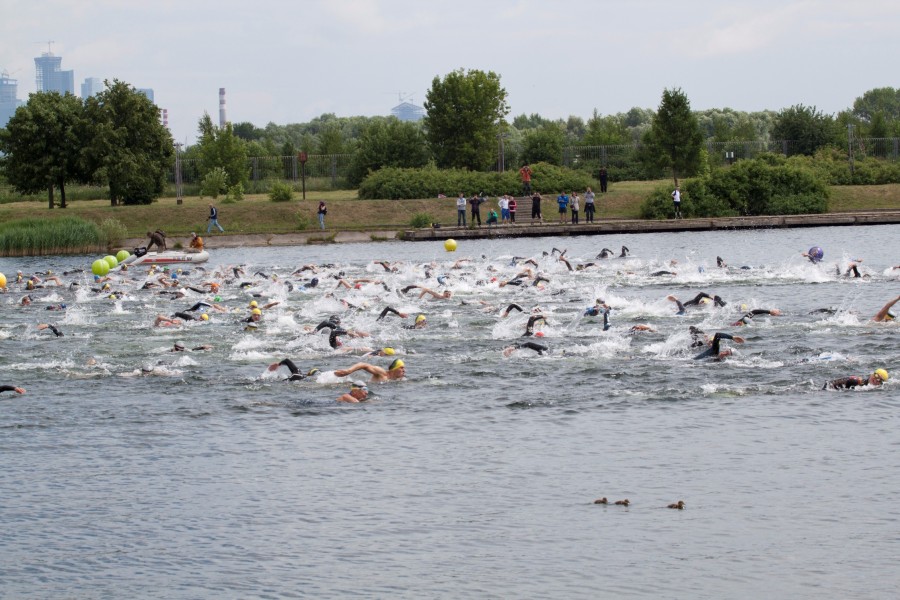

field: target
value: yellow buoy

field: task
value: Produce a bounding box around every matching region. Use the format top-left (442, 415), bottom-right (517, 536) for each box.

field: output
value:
top-left (0, 272), bottom-right (6, 288)
top-left (444, 238), bottom-right (457, 252)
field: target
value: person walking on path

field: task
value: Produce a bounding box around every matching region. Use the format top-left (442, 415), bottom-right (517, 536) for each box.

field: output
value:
top-left (671, 186), bottom-right (682, 219)
top-left (317, 201), bottom-right (327, 230)
top-left (207, 204), bottom-right (225, 233)
top-left (456, 193), bottom-right (467, 227)
top-left (584, 187), bottom-right (595, 223)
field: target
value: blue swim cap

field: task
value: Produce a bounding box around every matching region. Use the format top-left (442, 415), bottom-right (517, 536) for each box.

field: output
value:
top-left (808, 246), bottom-right (824, 262)
top-left (60, 303), bottom-right (67, 309)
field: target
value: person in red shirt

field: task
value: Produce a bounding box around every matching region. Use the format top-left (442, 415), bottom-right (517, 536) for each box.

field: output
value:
top-left (519, 164), bottom-right (533, 195)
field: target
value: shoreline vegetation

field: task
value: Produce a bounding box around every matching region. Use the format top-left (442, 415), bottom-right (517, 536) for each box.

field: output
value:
top-left (0, 181), bottom-right (899, 256)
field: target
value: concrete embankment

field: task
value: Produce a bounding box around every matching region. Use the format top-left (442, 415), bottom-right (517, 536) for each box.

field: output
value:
top-left (122, 211), bottom-right (900, 250)
top-left (400, 211), bottom-right (900, 241)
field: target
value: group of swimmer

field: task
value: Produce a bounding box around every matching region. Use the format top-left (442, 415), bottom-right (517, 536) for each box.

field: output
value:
top-left (1, 242), bottom-right (895, 400)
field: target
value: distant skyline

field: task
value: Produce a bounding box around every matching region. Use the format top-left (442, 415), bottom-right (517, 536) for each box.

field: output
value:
top-left (1, 0), bottom-right (898, 145)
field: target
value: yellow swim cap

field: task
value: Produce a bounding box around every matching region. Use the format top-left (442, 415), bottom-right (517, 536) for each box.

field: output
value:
top-left (201, 313), bottom-right (209, 321)
top-left (249, 300), bottom-right (258, 308)
top-left (415, 314), bottom-right (426, 323)
top-left (251, 308), bottom-right (262, 315)
top-left (383, 347), bottom-right (395, 355)
top-left (389, 358), bottom-right (405, 371)
top-left (874, 368), bottom-right (889, 382)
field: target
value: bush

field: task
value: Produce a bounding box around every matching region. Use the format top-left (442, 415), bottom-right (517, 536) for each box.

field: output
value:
top-left (98, 218), bottom-right (128, 247)
top-left (200, 167), bottom-right (229, 199)
top-left (357, 162), bottom-right (593, 199)
top-left (0, 216), bottom-right (103, 255)
top-left (222, 182), bottom-right (244, 204)
top-left (269, 181), bottom-right (294, 202)
top-left (409, 213), bottom-right (433, 228)
top-left (295, 211), bottom-right (310, 230)
top-left (640, 154), bottom-right (830, 218)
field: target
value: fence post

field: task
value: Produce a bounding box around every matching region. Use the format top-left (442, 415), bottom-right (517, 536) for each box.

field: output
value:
top-left (331, 155), bottom-right (337, 189)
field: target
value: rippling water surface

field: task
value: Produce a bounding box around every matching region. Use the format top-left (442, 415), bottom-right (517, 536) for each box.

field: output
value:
top-left (2, 225), bottom-right (899, 598)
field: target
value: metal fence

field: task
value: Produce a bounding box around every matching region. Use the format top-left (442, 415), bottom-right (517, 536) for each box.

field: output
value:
top-left (170, 138), bottom-right (900, 189)
top-left (172, 153), bottom-right (354, 190)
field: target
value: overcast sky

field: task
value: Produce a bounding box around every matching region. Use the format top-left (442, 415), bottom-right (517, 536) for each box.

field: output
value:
top-left (2, 0), bottom-right (897, 144)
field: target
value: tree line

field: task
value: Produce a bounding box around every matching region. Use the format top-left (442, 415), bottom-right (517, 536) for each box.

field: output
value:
top-left (2, 69), bottom-right (899, 206)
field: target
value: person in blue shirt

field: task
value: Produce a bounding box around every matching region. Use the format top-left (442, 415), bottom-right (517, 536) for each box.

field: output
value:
top-left (556, 192), bottom-right (569, 224)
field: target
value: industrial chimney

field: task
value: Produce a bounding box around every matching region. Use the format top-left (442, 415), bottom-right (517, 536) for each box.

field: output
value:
top-left (219, 87), bottom-right (226, 128)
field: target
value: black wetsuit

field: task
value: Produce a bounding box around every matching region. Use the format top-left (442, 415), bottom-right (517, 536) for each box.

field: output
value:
top-left (329, 329), bottom-right (348, 349)
top-left (824, 376), bottom-right (870, 390)
top-left (524, 315), bottom-right (546, 336)
top-left (503, 303), bottom-right (524, 316)
top-left (0, 385), bottom-right (22, 393)
top-left (276, 359), bottom-right (310, 381)
top-left (693, 332), bottom-right (736, 360)
top-left (512, 341), bottom-right (549, 355)
top-left (43, 325), bottom-right (64, 337)
top-left (733, 309), bottom-right (776, 326)
top-left (314, 319), bottom-right (341, 332)
top-left (597, 248), bottom-right (614, 259)
top-left (186, 301), bottom-right (212, 312)
top-left (683, 292), bottom-right (726, 307)
top-left (377, 307), bottom-right (404, 321)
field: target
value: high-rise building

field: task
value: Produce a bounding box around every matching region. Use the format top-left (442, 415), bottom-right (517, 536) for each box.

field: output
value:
top-left (34, 52), bottom-right (75, 94)
top-left (137, 88), bottom-right (155, 103)
top-left (0, 71), bottom-right (21, 127)
top-left (81, 77), bottom-right (105, 99)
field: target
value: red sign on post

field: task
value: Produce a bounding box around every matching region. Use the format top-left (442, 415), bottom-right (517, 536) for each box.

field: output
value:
top-left (298, 152), bottom-right (308, 163)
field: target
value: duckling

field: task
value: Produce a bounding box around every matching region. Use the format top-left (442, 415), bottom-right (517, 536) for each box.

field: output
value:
top-left (667, 500), bottom-right (685, 510)
top-left (593, 497), bottom-right (608, 505)
top-left (614, 499), bottom-right (630, 506)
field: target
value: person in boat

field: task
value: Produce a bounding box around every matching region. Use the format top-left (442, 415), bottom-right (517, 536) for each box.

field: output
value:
top-left (187, 232), bottom-right (204, 253)
top-left (146, 230), bottom-right (167, 252)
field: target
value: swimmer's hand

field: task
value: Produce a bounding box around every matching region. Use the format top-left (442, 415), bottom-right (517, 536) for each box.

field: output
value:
top-left (267, 363), bottom-right (280, 371)
top-left (733, 336), bottom-right (745, 344)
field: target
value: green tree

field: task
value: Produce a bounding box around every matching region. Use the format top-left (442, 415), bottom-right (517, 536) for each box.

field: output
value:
top-left (584, 110), bottom-right (629, 146)
top-left (317, 123), bottom-right (345, 154)
top-left (81, 80), bottom-right (174, 206)
top-left (232, 121), bottom-right (264, 141)
top-left (196, 113), bottom-right (249, 187)
top-left (0, 91), bottom-right (86, 209)
top-left (852, 87), bottom-right (900, 123)
top-left (771, 104), bottom-right (838, 156)
top-left (423, 68), bottom-right (510, 170)
top-left (521, 123), bottom-right (565, 166)
top-left (348, 118), bottom-right (430, 186)
top-left (642, 88), bottom-right (704, 185)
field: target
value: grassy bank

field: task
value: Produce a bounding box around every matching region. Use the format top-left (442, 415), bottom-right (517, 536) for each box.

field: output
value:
top-left (0, 182), bottom-right (897, 248)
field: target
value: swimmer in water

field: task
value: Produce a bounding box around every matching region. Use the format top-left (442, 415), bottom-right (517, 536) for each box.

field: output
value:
top-left (524, 314), bottom-right (547, 336)
top-left (584, 300), bottom-right (612, 331)
top-left (37, 323), bottom-right (64, 337)
top-left (154, 315), bottom-right (183, 327)
top-left (334, 359), bottom-right (406, 383)
top-left (416, 286), bottom-right (452, 300)
top-left (824, 369), bottom-right (888, 390)
top-left (0, 385), bottom-right (26, 395)
top-left (267, 359), bottom-right (321, 382)
top-left (731, 308), bottom-right (782, 326)
top-left (502, 340), bottom-right (549, 357)
top-left (337, 380), bottom-right (369, 403)
top-left (693, 332), bottom-right (744, 361)
top-left (376, 306), bottom-right (408, 321)
top-left (872, 294), bottom-right (900, 322)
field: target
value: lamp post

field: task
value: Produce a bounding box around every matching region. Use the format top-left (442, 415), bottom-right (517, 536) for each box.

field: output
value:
top-left (497, 132), bottom-right (509, 172)
top-left (174, 143), bottom-right (184, 205)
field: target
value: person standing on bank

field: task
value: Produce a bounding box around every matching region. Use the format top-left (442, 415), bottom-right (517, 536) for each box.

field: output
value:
top-left (317, 201), bottom-right (327, 230)
top-left (570, 191), bottom-right (580, 224)
top-left (456, 193), bottom-right (467, 227)
top-left (508, 196), bottom-right (517, 224)
top-left (519, 164), bottom-right (533, 195)
top-left (599, 167), bottom-right (608, 193)
top-left (207, 203), bottom-right (225, 233)
top-left (469, 193), bottom-right (483, 227)
top-left (671, 186), bottom-right (682, 219)
top-left (584, 187), bottom-right (595, 223)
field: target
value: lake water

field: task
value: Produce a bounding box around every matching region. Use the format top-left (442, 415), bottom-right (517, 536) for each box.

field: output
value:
top-left (1, 225), bottom-right (899, 599)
